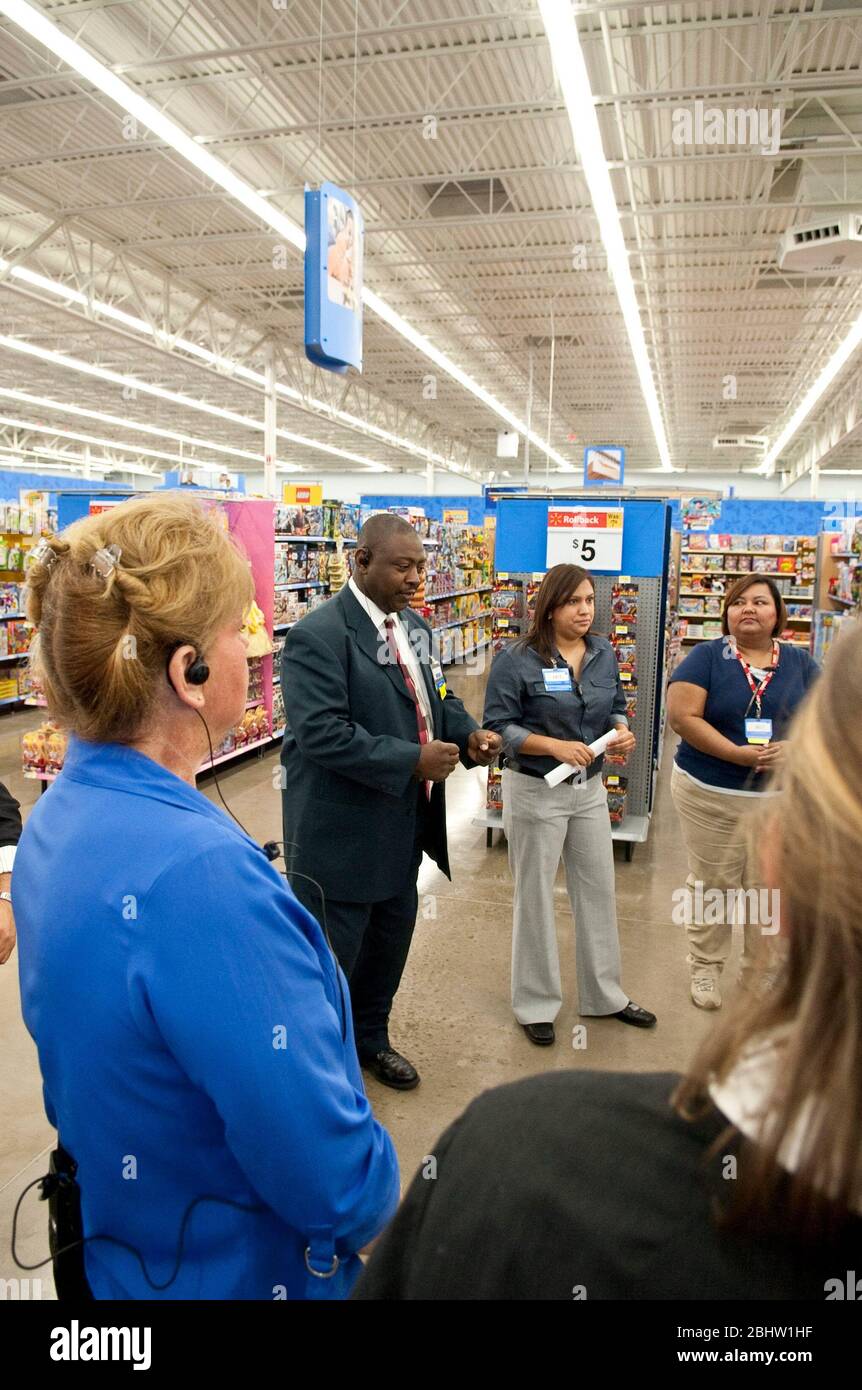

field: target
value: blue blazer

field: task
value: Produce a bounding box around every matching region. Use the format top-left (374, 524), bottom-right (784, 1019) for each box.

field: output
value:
top-left (13, 737), bottom-right (400, 1300)
top-left (280, 585), bottom-right (479, 903)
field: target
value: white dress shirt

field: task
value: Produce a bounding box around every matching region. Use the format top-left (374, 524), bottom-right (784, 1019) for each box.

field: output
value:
top-left (348, 576), bottom-right (435, 736)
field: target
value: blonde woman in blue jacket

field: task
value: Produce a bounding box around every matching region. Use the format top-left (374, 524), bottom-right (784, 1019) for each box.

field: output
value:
top-left (15, 496), bottom-right (399, 1300)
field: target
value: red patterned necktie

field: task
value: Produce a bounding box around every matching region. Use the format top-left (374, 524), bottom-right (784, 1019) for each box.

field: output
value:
top-left (384, 617), bottom-right (431, 800)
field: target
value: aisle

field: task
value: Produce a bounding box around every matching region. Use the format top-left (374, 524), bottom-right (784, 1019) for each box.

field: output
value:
top-left (0, 663), bottom-right (741, 1289)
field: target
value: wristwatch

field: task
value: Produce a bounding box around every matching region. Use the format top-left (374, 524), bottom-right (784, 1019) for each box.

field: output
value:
top-left (0, 892), bottom-right (12, 904)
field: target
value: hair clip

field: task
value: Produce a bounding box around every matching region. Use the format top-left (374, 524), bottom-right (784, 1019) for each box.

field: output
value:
top-left (90, 544), bottom-right (122, 579)
top-left (29, 537), bottom-right (57, 570)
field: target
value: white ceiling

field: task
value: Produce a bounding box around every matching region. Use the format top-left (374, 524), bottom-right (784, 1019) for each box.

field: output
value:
top-left (1, 0), bottom-right (862, 488)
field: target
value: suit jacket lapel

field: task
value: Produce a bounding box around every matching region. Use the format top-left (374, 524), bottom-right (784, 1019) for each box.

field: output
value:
top-left (340, 585), bottom-right (416, 707)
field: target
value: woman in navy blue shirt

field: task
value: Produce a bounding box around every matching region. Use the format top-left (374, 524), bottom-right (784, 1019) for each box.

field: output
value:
top-left (13, 496), bottom-right (399, 1300)
top-left (668, 574), bottom-right (819, 1011)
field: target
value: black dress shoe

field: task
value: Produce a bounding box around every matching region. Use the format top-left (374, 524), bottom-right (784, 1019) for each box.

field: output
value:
top-left (613, 1001), bottom-right (657, 1029)
top-left (360, 1048), bottom-right (420, 1090)
top-left (522, 1022), bottom-right (555, 1046)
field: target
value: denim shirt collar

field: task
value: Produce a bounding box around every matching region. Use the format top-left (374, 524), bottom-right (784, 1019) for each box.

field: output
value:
top-left (548, 633), bottom-right (598, 673)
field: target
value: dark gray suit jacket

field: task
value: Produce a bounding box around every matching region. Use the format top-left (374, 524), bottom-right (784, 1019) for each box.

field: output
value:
top-left (280, 585), bottom-right (479, 903)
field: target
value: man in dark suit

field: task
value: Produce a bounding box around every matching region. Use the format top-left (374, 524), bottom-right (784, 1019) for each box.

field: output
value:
top-left (280, 513), bottom-right (501, 1090)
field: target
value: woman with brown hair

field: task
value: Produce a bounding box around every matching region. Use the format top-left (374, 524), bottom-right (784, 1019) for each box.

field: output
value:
top-left (668, 574), bottom-right (819, 1009)
top-left (12, 495), bottom-right (398, 1300)
top-left (482, 564), bottom-right (655, 1044)
top-left (354, 626), bottom-right (862, 1300)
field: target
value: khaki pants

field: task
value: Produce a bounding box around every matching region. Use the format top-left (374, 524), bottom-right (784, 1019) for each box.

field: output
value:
top-left (670, 764), bottom-right (774, 974)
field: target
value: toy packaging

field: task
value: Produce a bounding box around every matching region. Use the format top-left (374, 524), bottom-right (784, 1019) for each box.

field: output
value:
top-left (271, 684), bottom-right (286, 734)
top-left (486, 766), bottom-right (503, 812)
top-left (274, 504), bottom-right (324, 537)
top-left (604, 773), bottom-right (628, 824)
top-left (22, 721), bottom-right (68, 779)
top-left (336, 503), bottom-right (361, 541)
top-left (6, 621), bottom-right (31, 655)
top-left (0, 583), bottom-right (21, 615)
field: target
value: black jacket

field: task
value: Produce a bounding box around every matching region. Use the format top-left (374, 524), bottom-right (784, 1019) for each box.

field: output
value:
top-left (353, 1070), bottom-right (862, 1300)
top-left (280, 586), bottom-right (478, 903)
top-left (0, 781), bottom-right (22, 851)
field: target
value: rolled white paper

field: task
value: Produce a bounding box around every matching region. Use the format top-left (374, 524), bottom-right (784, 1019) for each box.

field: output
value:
top-left (543, 728), bottom-right (620, 787)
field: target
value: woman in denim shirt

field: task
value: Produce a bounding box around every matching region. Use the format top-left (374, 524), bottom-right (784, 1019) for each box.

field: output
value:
top-left (483, 565), bottom-right (656, 1046)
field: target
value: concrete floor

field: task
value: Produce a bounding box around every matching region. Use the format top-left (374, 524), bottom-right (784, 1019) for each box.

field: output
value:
top-left (0, 664), bottom-right (741, 1296)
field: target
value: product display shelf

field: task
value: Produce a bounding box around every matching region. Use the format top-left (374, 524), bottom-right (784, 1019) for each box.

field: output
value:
top-left (205, 735), bottom-right (273, 770)
top-left (676, 534), bottom-right (817, 651)
top-left (425, 585), bottom-right (492, 602)
top-left (274, 536), bottom-right (357, 546)
top-left (434, 612), bottom-right (494, 632)
top-left (811, 523), bottom-right (862, 661)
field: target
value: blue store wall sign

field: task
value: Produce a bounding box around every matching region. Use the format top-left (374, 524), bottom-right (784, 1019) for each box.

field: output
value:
top-left (304, 182), bottom-right (364, 374)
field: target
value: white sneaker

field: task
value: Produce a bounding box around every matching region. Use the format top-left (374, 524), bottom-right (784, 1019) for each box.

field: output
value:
top-left (690, 966), bottom-right (721, 1010)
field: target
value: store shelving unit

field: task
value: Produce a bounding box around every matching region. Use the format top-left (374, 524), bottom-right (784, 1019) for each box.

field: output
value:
top-left (477, 495), bottom-right (673, 860)
top-left (812, 525), bottom-right (861, 661)
top-left (676, 534), bottom-right (816, 650)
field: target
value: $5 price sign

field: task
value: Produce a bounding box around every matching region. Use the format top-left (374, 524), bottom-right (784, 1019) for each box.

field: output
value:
top-left (546, 506), bottom-right (624, 571)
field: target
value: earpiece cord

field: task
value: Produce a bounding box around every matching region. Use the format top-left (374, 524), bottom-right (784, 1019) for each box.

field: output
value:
top-left (191, 711), bottom-right (347, 1039)
top-left (11, 1176), bottom-right (264, 1292)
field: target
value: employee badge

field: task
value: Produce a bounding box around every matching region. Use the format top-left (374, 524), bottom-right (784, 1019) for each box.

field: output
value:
top-left (430, 657), bottom-right (447, 700)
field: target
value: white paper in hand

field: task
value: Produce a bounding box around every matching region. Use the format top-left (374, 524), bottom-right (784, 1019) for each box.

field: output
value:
top-left (544, 729), bottom-right (619, 787)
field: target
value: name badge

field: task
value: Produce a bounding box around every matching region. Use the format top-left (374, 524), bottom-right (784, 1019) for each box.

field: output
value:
top-left (542, 667), bottom-right (573, 693)
top-left (745, 717), bottom-right (773, 745)
top-left (431, 658), bottom-right (447, 700)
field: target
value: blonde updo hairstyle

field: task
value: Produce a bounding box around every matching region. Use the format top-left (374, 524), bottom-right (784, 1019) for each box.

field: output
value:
top-left (26, 494), bottom-right (254, 744)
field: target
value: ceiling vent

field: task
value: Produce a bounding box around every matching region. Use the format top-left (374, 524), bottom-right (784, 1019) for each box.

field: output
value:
top-left (423, 178), bottom-right (509, 219)
top-left (778, 213), bottom-right (862, 271)
top-left (769, 158), bottom-right (802, 202)
top-left (713, 435), bottom-right (768, 450)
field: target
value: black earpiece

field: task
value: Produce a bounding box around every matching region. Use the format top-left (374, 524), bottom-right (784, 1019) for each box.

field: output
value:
top-left (166, 641), bottom-right (209, 691)
top-left (186, 658), bottom-right (210, 686)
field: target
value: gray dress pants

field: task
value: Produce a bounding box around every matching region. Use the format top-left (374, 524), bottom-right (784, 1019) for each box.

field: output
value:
top-left (502, 768), bottom-right (628, 1022)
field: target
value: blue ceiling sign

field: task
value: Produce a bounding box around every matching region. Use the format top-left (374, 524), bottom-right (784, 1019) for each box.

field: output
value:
top-left (304, 182), bottom-right (364, 375)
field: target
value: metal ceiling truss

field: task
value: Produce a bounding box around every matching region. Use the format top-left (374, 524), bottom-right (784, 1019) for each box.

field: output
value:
top-left (1, 0), bottom-right (861, 480)
top-left (780, 363), bottom-right (862, 492)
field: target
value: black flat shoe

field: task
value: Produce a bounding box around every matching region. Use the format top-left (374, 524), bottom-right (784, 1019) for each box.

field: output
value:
top-left (613, 1001), bottom-right (657, 1029)
top-left (360, 1048), bottom-right (420, 1090)
top-left (522, 1022), bottom-right (555, 1046)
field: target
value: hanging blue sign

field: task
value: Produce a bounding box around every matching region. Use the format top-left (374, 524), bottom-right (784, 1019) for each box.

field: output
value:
top-left (304, 182), bottom-right (363, 375)
top-left (583, 445), bottom-right (625, 487)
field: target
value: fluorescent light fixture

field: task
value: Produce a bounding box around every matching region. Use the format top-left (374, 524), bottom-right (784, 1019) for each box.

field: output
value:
top-left (0, 254), bottom-right (447, 470)
top-left (0, 337), bottom-right (388, 470)
top-left (758, 308), bottom-right (862, 475)
top-left (0, 442), bottom-right (109, 475)
top-left (0, 385), bottom-right (261, 464)
top-left (537, 0), bottom-right (673, 472)
top-left (0, 2), bottom-right (304, 254)
top-left (0, 0), bottom-right (573, 476)
top-left (0, 412), bottom-right (185, 466)
top-left (363, 287), bottom-right (577, 471)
